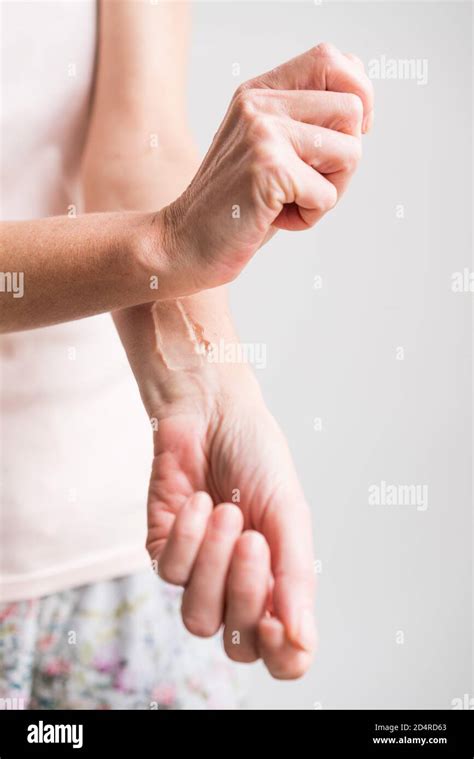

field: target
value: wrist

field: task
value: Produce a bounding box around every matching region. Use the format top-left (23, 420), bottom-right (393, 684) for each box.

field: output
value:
top-left (82, 151), bottom-right (201, 303)
top-left (133, 205), bottom-right (201, 302)
top-left (145, 357), bottom-right (263, 425)
top-left (114, 296), bottom-right (262, 422)
top-left (80, 210), bottom-right (172, 310)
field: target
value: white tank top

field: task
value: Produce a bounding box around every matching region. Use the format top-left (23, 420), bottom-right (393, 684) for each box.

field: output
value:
top-left (0, 0), bottom-right (151, 601)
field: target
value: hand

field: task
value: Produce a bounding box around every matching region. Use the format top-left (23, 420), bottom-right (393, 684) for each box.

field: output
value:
top-left (158, 42), bottom-right (373, 292)
top-left (146, 369), bottom-right (316, 679)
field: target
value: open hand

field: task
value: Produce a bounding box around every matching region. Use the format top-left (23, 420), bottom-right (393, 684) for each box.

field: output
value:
top-left (146, 376), bottom-right (316, 679)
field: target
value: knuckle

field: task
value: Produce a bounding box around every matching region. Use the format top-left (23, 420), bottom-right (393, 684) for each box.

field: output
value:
top-left (233, 87), bottom-right (260, 121)
top-left (322, 183), bottom-right (338, 211)
top-left (232, 83), bottom-right (247, 105)
top-left (250, 139), bottom-right (275, 168)
top-left (335, 93), bottom-right (364, 135)
top-left (250, 159), bottom-right (289, 212)
top-left (247, 113), bottom-right (274, 144)
top-left (233, 90), bottom-right (278, 146)
top-left (310, 196), bottom-right (327, 216)
top-left (344, 138), bottom-right (362, 172)
top-left (313, 41), bottom-right (338, 60)
top-left (343, 92), bottom-right (364, 122)
top-left (233, 81), bottom-right (251, 99)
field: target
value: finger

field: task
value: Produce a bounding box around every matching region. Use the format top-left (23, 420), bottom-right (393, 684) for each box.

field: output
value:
top-left (146, 448), bottom-right (196, 562)
top-left (181, 503), bottom-right (243, 637)
top-left (223, 531), bottom-right (271, 663)
top-left (146, 507), bottom-right (176, 563)
top-left (247, 43), bottom-right (374, 131)
top-left (341, 52), bottom-right (374, 133)
top-left (158, 491), bottom-right (213, 585)
top-left (272, 156), bottom-right (337, 231)
top-left (244, 89), bottom-right (364, 136)
top-left (258, 616), bottom-right (314, 680)
top-left (260, 494), bottom-right (316, 653)
top-left (288, 123), bottom-right (362, 197)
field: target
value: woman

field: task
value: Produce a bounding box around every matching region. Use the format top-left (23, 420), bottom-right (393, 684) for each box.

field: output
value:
top-left (0, 0), bottom-right (373, 708)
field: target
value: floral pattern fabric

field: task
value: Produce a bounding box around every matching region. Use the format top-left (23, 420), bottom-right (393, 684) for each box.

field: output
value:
top-left (0, 569), bottom-right (244, 710)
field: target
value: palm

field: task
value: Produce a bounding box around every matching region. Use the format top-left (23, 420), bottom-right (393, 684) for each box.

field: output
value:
top-left (146, 398), bottom-right (306, 565)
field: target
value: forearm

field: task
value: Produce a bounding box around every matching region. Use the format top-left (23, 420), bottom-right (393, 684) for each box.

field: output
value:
top-left (0, 210), bottom-right (176, 333)
top-left (82, 151), bottom-right (250, 417)
top-left (80, 0), bottom-right (251, 416)
top-left (86, 167), bottom-right (246, 416)
top-left (112, 287), bottom-right (253, 420)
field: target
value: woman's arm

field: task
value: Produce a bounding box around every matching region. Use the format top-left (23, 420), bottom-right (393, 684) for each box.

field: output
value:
top-left (0, 210), bottom-right (178, 333)
top-left (2, 0), bottom-right (372, 335)
top-left (80, 2), bottom-right (374, 678)
top-left (0, 1), bottom-right (200, 334)
top-left (80, 0), bottom-right (238, 391)
top-left (0, 0), bottom-right (195, 335)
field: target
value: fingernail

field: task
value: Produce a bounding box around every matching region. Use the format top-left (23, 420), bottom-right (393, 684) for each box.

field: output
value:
top-left (362, 110), bottom-right (374, 134)
top-left (295, 609), bottom-right (316, 652)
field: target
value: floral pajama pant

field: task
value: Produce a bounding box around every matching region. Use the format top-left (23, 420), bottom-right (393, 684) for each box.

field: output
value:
top-left (0, 569), bottom-right (244, 710)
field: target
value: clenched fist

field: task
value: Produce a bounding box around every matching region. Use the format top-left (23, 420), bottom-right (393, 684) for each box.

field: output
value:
top-left (155, 42), bottom-right (374, 293)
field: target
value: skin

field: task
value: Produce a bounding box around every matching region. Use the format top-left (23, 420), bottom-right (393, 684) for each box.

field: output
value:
top-left (164, 43), bottom-right (373, 291)
top-left (4, 0), bottom-right (374, 679)
top-left (0, 211), bottom-right (172, 332)
top-left (146, 382), bottom-right (317, 674)
top-left (135, 41), bottom-right (373, 677)
top-left (0, 40), bottom-right (372, 332)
